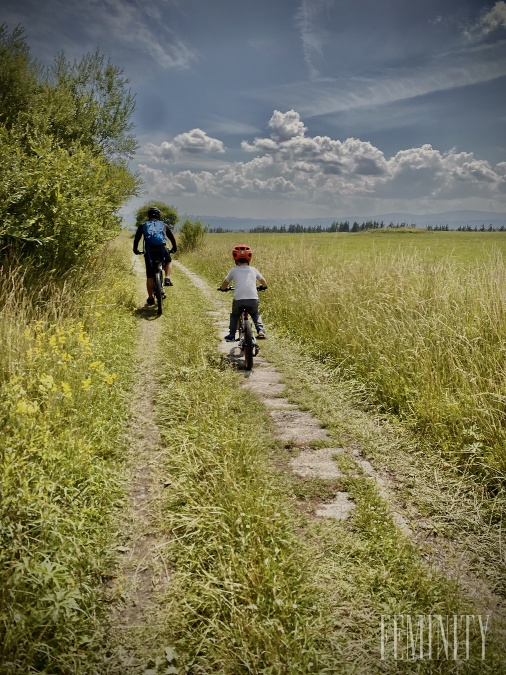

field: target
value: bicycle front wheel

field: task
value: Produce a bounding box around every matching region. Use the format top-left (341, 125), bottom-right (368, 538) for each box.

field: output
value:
top-left (244, 320), bottom-right (254, 370)
top-left (154, 268), bottom-right (163, 316)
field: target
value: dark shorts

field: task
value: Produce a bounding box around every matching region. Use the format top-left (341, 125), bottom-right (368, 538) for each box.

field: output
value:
top-left (232, 299), bottom-right (259, 314)
top-left (144, 245), bottom-right (171, 278)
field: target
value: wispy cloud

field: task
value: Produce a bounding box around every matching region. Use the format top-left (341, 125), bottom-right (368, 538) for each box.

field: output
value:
top-left (295, 0), bottom-right (335, 79)
top-left (205, 116), bottom-right (260, 136)
top-left (256, 40), bottom-right (506, 118)
top-left (84, 0), bottom-right (199, 70)
top-left (4, 0), bottom-right (198, 70)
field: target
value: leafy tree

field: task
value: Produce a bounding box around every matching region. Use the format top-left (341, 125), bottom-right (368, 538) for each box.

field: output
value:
top-left (45, 50), bottom-right (137, 161)
top-left (0, 24), bottom-right (141, 270)
top-left (135, 202), bottom-right (179, 229)
top-left (0, 24), bottom-right (39, 129)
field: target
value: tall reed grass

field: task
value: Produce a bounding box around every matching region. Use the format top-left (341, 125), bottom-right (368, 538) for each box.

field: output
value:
top-left (0, 236), bottom-right (137, 671)
top-left (182, 233), bottom-right (506, 491)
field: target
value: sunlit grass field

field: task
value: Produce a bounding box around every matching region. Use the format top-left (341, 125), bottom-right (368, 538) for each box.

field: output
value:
top-left (181, 230), bottom-right (506, 491)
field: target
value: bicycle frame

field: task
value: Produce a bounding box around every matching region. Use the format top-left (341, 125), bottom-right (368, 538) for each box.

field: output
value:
top-left (143, 245), bottom-right (165, 315)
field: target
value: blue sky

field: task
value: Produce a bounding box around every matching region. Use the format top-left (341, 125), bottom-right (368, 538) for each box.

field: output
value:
top-left (3, 0), bottom-right (506, 220)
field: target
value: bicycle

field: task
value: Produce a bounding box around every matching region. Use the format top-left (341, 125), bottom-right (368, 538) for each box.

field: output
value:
top-left (152, 254), bottom-right (165, 316)
top-left (137, 246), bottom-right (166, 316)
top-left (218, 286), bottom-right (266, 370)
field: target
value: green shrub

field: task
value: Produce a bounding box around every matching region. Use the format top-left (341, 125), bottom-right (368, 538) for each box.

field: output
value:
top-left (0, 128), bottom-right (137, 268)
top-left (0, 24), bottom-right (140, 271)
top-left (177, 218), bottom-right (209, 253)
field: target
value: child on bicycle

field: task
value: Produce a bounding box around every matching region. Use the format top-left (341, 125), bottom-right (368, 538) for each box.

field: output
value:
top-left (220, 244), bottom-right (267, 341)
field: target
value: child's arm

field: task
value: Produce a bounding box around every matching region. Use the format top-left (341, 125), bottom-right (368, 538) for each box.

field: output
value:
top-left (220, 270), bottom-right (233, 290)
top-left (256, 270), bottom-right (267, 288)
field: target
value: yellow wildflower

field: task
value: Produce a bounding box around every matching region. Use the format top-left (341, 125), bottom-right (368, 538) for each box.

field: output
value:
top-left (89, 360), bottom-right (105, 372)
top-left (39, 373), bottom-right (56, 391)
top-left (77, 331), bottom-right (91, 350)
top-left (61, 382), bottom-right (72, 399)
top-left (16, 399), bottom-right (39, 415)
top-left (81, 378), bottom-right (92, 391)
top-left (103, 373), bottom-right (117, 385)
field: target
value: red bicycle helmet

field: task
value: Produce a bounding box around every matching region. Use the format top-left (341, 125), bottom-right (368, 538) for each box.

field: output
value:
top-left (232, 244), bottom-right (252, 262)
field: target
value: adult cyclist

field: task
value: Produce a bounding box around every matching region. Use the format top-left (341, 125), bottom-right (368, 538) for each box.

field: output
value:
top-left (133, 207), bottom-right (177, 306)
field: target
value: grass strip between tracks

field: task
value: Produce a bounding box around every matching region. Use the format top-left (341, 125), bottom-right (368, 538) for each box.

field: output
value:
top-left (152, 273), bottom-right (330, 673)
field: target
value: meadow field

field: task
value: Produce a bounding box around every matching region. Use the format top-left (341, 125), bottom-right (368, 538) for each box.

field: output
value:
top-left (2, 228), bottom-right (505, 672)
top-left (183, 230), bottom-right (506, 492)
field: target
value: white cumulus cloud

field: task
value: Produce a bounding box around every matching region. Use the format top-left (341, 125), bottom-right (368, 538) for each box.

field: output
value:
top-left (464, 1), bottom-right (506, 40)
top-left (267, 109), bottom-right (307, 142)
top-left (145, 129), bottom-right (226, 162)
top-left (139, 110), bottom-right (506, 209)
top-left (477, 1), bottom-right (506, 35)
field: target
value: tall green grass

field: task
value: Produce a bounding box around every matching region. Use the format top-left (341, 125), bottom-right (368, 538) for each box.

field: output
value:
top-left (0, 235), bottom-right (137, 672)
top-left (167, 249), bottom-right (505, 673)
top-left (181, 232), bottom-right (506, 490)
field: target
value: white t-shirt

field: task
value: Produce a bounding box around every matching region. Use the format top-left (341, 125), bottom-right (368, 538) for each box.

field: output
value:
top-left (225, 265), bottom-right (263, 300)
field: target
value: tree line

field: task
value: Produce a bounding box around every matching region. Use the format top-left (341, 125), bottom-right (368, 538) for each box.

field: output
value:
top-left (248, 220), bottom-right (415, 233)
top-left (0, 24), bottom-right (140, 271)
top-left (209, 221), bottom-right (506, 234)
top-left (429, 224), bottom-right (506, 231)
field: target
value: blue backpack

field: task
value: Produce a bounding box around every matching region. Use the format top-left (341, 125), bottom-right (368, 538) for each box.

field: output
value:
top-left (143, 219), bottom-right (166, 246)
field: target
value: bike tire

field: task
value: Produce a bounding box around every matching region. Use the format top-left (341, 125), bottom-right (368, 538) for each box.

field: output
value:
top-left (154, 268), bottom-right (163, 316)
top-left (244, 320), bottom-right (254, 370)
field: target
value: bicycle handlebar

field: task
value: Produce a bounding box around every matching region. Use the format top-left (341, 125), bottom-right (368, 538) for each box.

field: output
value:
top-left (218, 286), bottom-right (267, 292)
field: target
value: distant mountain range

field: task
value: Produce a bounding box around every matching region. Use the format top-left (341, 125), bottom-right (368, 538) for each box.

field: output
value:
top-left (185, 210), bottom-right (506, 231)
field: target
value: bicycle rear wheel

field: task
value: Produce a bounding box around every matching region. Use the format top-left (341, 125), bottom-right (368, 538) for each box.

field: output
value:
top-left (244, 320), bottom-right (254, 370)
top-left (154, 268), bottom-right (163, 315)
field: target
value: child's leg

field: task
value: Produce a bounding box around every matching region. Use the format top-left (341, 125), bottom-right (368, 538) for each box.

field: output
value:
top-left (249, 301), bottom-right (265, 334)
top-left (229, 302), bottom-right (240, 336)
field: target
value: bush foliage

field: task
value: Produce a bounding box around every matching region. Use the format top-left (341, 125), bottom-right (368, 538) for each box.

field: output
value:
top-left (177, 218), bottom-right (209, 253)
top-left (0, 24), bottom-right (140, 271)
